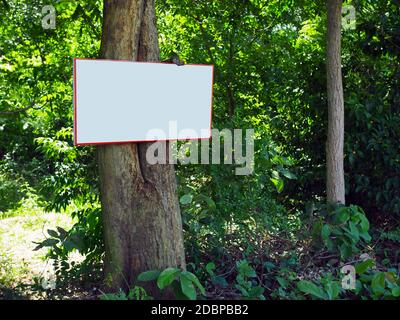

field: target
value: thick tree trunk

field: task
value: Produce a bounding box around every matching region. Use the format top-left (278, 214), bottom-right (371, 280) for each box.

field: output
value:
top-left (97, 0), bottom-right (186, 297)
top-left (326, 0), bottom-right (345, 205)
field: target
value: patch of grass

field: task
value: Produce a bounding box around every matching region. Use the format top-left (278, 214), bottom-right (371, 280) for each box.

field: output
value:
top-left (0, 197), bottom-right (76, 299)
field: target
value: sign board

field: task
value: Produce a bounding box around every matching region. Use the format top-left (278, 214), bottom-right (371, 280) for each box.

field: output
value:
top-left (73, 59), bottom-right (214, 146)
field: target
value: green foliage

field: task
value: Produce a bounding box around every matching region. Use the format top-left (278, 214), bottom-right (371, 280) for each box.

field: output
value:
top-left (204, 262), bottom-right (228, 288)
top-left (32, 204), bottom-right (103, 283)
top-left (100, 286), bottom-right (152, 301)
top-left (343, 1), bottom-right (400, 218)
top-left (295, 260), bottom-right (400, 300)
top-left (354, 261), bottom-right (400, 300)
top-left (138, 267), bottom-right (205, 300)
top-left (0, 170), bottom-right (26, 213)
top-left (297, 274), bottom-right (342, 300)
top-left (234, 260), bottom-right (265, 300)
top-left (313, 204), bottom-right (372, 259)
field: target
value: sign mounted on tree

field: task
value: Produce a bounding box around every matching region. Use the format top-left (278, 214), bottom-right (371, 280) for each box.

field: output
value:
top-left (73, 58), bottom-right (214, 146)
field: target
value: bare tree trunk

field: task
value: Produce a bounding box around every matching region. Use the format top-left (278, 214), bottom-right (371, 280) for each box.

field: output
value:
top-left (97, 0), bottom-right (186, 297)
top-left (326, 0), bottom-right (345, 205)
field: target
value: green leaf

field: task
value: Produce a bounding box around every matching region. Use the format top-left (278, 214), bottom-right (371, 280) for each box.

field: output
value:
top-left (279, 168), bottom-right (297, 180)
top-left (325, 281), bottom-right (341, 300)
top-left (157, 267), bottom-right (181, 289)
top-left (359, 215), bottom-right (370, 233)
top-left (236, 260), bottom-right (256, 278)
top-left (391, 287), bottom-right (400, 297)
top-left (321, 225), bottom-right (331, 241)
top-left (180, 194), bottom-right (193, 205)
top-left (56, 227), bottom-right (68, 240)
top-left (339, 244), bottom-right (353, 259)
top-left (180, 271), bottom-right (205, 295)
top-left (270, 178), bottom-right (284, 193)
top-left (276, 277), bottom-right (288, 288)
top-left (180, 274), bottom-right (196, 300)
top-left (248, 286), bottom-right (264, 298)
top-left (355, 259), bottom-right (374, 274)
top-left (100, 290), bottom-right (128, 300)
top-left (360, 232), bottom-right (372, 242)
top-left (47, 229), bottom-right (58, 238)
top-left (205, 262), bottom-right (216, 276)
top-left (335, 210), bottom-right (350, 224)
top-left (32, 243), bottom-right (44, 251)
top-left (371, 272), bottom-right (385, 295)
top-left (127, 286), bottom-right (148, 300)
top-left (137, 270), bottom-right (161, 282)
top-left (348, 221), bottom-right (360, 242)
top-left (297, 280), bottom-right (327, 300)
top-left (36, 238), bottom-right (59, 249)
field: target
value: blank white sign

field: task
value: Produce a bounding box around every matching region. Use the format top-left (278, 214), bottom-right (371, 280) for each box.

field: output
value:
top-left (73, 59), bottom-right (214, 146)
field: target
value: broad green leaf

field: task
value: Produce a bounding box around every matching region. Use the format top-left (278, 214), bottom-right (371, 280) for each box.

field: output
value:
top-left (157, 267), bottom-right (181, 289)
top-left (348, 221), bottom-right (360, 241)
top-left (335, 210), bottom-right (350, 224)
top-left (180, 274), bottom-right (196, 300)
top-left (180, 194), bottom-right (193, 205)
top-left (391, 287), bottom-right (400, 297)
top-left (297, 280), bottom-right (327, 300)
top-left (181, 271), bottom-right (205, 295)
top-left (279, 168), bottom-right (297, 180)
top-left (359, 215), bottom-right (370, 233)
top-left (47, 229), bottom-right (58, 238)
top-left (355, 259), bottom-right (374, 274)
top-left (325, 281), bottom-right (341, 300)
top-left (371, 272), bottom-right (385, 295)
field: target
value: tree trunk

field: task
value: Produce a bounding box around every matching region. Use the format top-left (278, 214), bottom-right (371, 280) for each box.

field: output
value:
top-left (326, 0), bottom-right (345, 205)
top-left (97, 0), bottom-right (186, 297)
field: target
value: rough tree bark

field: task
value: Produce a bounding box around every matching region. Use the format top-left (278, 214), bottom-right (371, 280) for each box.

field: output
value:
top-left (326, 0), bottom-right (345, 205)
top-left (97, 0), bottom-right (186, 297)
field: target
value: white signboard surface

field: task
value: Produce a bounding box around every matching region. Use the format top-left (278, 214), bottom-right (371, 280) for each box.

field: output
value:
top-left (73, 59), bottom-right (213, 146)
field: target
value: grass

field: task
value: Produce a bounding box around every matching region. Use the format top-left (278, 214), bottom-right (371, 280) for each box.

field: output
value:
top-left (0, 196), bottom-right (76, 299)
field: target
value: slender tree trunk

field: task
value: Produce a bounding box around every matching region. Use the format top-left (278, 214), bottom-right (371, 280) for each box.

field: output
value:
top-left (326, 0), bottom-right (345, 205)
top-left (97, 0), bottom-right (186, 297)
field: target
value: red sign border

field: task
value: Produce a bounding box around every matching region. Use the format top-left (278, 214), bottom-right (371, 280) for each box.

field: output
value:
top-left (73, 58), bottom-right (214, 146)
